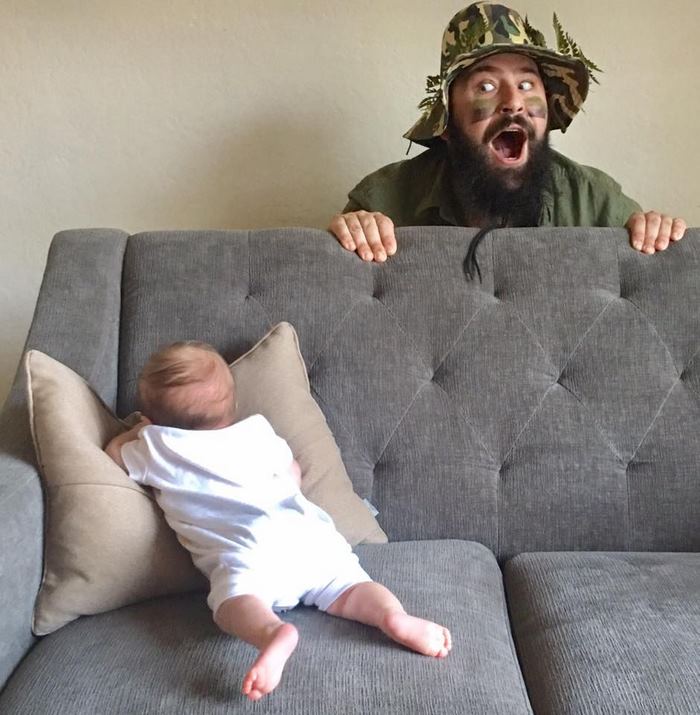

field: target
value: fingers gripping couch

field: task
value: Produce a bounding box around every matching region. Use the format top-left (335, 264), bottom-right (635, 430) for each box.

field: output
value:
top-left (1, 227), bottom-right (698, 714)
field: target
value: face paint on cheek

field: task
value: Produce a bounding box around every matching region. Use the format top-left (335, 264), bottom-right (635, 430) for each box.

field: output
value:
top-left (470, 98), bottom-right (498, 122)
top-left (525, 96), bottom-right (547, 119)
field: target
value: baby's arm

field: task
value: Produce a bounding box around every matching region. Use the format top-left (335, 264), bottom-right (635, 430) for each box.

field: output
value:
top-left (104, 416), bottom-right (151, 471)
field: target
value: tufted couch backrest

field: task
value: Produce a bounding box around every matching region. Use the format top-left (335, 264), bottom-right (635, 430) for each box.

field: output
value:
top-left (117, 227), bottom-right (700, 560)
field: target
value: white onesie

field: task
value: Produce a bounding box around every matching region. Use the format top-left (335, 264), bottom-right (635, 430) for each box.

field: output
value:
top-left (121, 414), bottom-right (371, 614)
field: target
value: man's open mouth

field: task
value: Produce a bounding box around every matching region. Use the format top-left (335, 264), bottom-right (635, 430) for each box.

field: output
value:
top-left (489, 127), bottom-right (527, 163)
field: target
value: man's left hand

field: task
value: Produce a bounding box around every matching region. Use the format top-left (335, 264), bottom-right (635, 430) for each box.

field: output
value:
top-left (626, 211), bottom-right (686, 254)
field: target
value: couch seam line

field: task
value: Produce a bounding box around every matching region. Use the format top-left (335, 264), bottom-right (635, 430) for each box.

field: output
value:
top-left (616, 244), bottom-right (630, 550)
top-left (245, 231), bottom-right (274, 327)
top-left (555, 299), bottom-right (616, 378)
top-left (373, 382), bottom-right (427, 470)
top-left (500, 577), bottom-right (536, 712)
top-left (553, 381), bottom-right (626, 463)
top-left (628, 379), bottom-right (679, 465)
top-left (432, 302), bottom-right (488, 376)
top-left (430, 379), bottom-right (496, 466)
top-left (307, 297), bottom-right (370, 372)
top-left (617, 295), bottom-right (682, 380)
top-left (617, 292), bottom-right (689, 551)
top-left (307, 267), bottom-right (372, 372)
top-left (373, 296), bottom-right (432, 376)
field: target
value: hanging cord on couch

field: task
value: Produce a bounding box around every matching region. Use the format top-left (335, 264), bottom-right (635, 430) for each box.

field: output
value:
top-left (463, 225), bottom-right (499, 282)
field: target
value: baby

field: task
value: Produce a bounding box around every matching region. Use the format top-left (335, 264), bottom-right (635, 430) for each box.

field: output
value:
top-left (106, 341), bottom-right (451, 701)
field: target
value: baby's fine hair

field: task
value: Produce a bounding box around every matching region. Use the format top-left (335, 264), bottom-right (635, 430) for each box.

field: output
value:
top-left (138, 341), bottom-right (236, 430)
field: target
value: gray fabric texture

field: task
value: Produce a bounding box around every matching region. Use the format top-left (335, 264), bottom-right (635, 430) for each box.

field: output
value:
top-left (0, 541), bottom-right (532, 715)
top-left (0, 399), bottom-right (42, 689)
top-left (22, 229), bottom-right (129, 406)
top-left (117, 227), bottom-right (700, 557)
top-left (505, 552), bottom-right (700, 715)
top-left (0, 228), bottom-right (128, 685)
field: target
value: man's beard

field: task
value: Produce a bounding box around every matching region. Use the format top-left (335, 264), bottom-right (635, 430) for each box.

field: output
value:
top-left (445, 116), bottom-right (554, 228)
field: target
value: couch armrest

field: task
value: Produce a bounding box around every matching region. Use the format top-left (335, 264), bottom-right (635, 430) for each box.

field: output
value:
top-left (0, 229), bottom-right (128, 689)
top-left (0, 384), bottom-right (43, 688)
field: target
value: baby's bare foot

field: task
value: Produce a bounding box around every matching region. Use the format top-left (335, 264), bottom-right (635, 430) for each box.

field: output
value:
top-left (381, 611), bottom-right (452, 658)
top-left (242, 623), bottom-right (299, 701)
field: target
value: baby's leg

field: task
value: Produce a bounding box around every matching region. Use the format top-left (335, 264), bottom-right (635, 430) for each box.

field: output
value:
top-left (326, 582), bottom-right (451, 658)
top-left (215, 595), bottom-right (299, 701)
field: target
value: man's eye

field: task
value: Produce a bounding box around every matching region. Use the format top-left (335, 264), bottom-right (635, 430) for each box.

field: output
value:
top-left (479, 81), bottom-right (496, 92)
top-left (519, 80), bottom-right (534, 91)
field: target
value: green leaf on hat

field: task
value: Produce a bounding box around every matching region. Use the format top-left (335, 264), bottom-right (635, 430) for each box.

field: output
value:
top-left (523, 16), bottom-right (547, 48)
top-left (418, 74), bottom-right (443, 111)
top-left (552, 12), bottom-right (602, 84)
top-left (553, 12), bottom-right (572, 55)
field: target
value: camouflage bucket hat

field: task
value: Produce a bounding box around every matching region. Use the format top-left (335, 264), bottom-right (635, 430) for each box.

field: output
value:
top-left (404, 2), bottom-right (601, 146)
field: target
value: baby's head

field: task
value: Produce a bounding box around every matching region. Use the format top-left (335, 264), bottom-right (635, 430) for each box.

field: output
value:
top-left (138, 341), bottom-right (236, 430)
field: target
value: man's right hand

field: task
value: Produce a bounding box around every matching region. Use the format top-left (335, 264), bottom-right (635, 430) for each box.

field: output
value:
top-left (327, 211), bottom-right (397, 262)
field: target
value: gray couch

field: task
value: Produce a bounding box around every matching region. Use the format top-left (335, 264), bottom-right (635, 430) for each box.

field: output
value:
top-left (1, 226), bottom-right (699, 714)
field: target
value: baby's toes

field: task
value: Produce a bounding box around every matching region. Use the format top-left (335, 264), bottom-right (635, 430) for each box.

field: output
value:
top-left (242, 669), bottom-right (266, 700)
top-left (440, 627), bottom-right (452, 656)
top-left (423, 627), bottom-right (438, 655)
top-left (431, 626), bottom-right (451, 658)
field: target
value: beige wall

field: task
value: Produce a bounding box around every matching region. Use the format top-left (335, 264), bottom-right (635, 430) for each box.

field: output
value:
top-left (2, 0), bottom-right (699, 403)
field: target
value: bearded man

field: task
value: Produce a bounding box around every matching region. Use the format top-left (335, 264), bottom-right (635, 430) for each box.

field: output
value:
top-left (328, 2), bottom-right (686, 262)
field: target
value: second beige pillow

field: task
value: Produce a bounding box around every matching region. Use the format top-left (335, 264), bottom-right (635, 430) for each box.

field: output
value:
top-left (231, 322), bottom-right (386, 546)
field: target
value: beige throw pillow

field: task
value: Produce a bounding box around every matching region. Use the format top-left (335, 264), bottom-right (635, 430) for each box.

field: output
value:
top-left (26, 322), bottom-right (386, 635)
top-left (231, 323), bottom-right (385, 545)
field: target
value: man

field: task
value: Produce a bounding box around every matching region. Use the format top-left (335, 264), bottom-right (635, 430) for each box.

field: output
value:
top-left (328, 2), bottom-right (686, 262)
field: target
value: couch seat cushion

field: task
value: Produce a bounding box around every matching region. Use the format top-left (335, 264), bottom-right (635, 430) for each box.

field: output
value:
top-left (1, 541), bottom-right (532, 715)
top-left (505, 552), bottom-right (700, 715)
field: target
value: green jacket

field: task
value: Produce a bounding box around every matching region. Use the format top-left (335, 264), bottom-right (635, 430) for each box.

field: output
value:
top-left (345, 144), bottom-right (641, 227)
